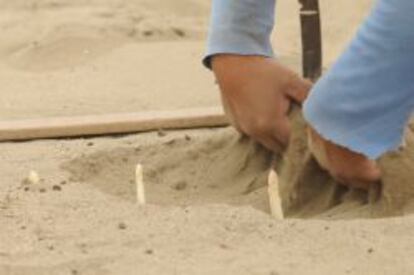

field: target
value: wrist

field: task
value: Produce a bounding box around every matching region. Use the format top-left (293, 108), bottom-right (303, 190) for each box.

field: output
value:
top-left (211, 54), bottom-right (268, 71)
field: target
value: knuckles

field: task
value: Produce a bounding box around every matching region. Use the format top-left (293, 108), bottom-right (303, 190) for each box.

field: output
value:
top-left (331, 169), bottom-right (381, 189)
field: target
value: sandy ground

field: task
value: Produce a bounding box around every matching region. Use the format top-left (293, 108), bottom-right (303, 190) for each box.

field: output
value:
top-left (2, 1), bottom-right (414, 275)
top-left (0, 0), bottom-right (370, 120)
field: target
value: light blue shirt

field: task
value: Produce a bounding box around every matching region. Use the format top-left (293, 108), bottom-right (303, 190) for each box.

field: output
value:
top-left (205, 0), bottom-right (414, 159)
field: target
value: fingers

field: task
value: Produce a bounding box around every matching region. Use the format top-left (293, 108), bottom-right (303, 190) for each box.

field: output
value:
top-left (219, 91), bottom-right (242, 132)
top-left (243, 115), bottom-right (291, 153)
top-left (256, 135), bottom-right (284, 153)
top-left (340, 178), bottom-right (381, 190)
top-left (308, 126), bottom-right (382, 189)
top-left (325, 138), bottom-right (382, 180)
top-left (272, 117), bottom-right (291, 147)
top-left (236, 108), bottom-right (289, 152)
top-left (241, 121), bottom-right (282, 152)
top-left (286, 77), bottom-right (313, 104)
top-left (327, 148), bottom-right (382, 190)
top-left (271, 94), bottom-right (292, 146)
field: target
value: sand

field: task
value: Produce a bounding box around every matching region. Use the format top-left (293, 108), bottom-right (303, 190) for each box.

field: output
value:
top-left (0, 0), bottom-right (370, 120)
top-left (2, 0), bottom-right (414, 274)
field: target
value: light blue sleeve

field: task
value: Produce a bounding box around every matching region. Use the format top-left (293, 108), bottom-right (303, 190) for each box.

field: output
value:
top-left (303, 0), bottom-right (414, 159)
top-left (203, 0), bottom-right (276, 68)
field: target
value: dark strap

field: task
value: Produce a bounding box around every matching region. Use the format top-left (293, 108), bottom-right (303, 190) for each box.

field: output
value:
top-left (299, 0), bottom-right (323, 82)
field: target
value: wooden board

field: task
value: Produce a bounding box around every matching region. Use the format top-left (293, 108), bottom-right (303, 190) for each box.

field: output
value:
top-left (0, 107), bottom-right (229, 141)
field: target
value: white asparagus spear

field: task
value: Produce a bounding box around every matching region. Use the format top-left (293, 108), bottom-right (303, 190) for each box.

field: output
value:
top-left (268, 169), bottom-right (284, 220)
top-left (136, 164), bottom-right (146, 205)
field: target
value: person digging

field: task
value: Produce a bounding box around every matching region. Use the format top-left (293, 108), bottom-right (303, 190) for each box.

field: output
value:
top-left (204, 0), bottom-right (414, 189)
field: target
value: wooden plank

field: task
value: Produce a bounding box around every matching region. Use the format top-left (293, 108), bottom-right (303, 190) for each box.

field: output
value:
top-left (0, 107), bottom-right (229, 141)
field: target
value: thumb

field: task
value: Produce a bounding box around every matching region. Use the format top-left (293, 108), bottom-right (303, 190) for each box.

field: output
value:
top-left (286, 78), bottom-right (313, 104)
top-left (273, 116), bottom-right (291, 147)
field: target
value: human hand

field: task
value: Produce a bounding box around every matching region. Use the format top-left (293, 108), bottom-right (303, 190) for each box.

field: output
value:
top-left (307, 126), bottom-right (382, 189)
top-left (212, 55), bottom-right (312, 152)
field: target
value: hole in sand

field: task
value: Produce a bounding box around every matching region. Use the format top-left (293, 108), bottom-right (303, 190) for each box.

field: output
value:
top-left (61, 125), bottom-right (414, 220)
top-left (61, 130), bottom-right (274, 213)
